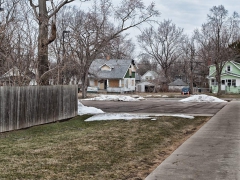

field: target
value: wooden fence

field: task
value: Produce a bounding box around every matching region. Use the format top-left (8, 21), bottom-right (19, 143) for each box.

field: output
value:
top-left (0, 85), bottom-right (78, 132)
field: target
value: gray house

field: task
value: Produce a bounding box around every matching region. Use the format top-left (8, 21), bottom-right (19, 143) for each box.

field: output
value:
top-left (168, 79), bottom-right (188, 91)
top-left (89, 59), bottom-right (137, 93)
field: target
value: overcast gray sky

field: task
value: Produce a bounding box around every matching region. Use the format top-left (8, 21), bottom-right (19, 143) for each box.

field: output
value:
top-left (70, 0), bottom-right (240, 55)
top-left (71, 0), bottom-right (239, 34)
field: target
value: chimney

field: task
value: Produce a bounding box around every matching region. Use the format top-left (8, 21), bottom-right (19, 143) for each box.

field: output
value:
top-left (207, 59), bottom-right (211, 66)
top-left (106, 55), bottom-right (110, 60)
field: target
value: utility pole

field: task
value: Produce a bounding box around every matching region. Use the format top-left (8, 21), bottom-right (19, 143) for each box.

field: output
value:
top-left (62, 30), bottom-right (70, 84)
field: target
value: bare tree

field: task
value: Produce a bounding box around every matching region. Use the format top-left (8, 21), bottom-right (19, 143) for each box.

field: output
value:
top-left (28, 0), bottom-right (88, 85)
top-left (195, 5), bottom-right (240, 96)
top-left (98, 34), bottom-right (135, 59)
top-left (136, 54), bottom-right (158, 76)
top-left (138, 20), bottom-right (185, 82)
top-left (63, 0), bottom-right (159, 98)
top-left (0, 0), bottom-right (20, 75)
top-left (181, 36), bottom-right (197, 92)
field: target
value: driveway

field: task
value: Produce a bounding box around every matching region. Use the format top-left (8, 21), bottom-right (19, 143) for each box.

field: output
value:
top-left (80, 98), bottom-right (227, 116)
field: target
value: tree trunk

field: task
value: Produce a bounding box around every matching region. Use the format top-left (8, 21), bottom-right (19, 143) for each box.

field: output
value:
top-left (81, 68), bottom-right (89, 98)
top-left (38, 0), bottom-right (49, 85)
top-left (216, 74), bottom-right (221, 96)
top-left (164, 68), bottom-right (170, 83)
top-left (189, 73), bottom-right (193, 94)
top-left (215, 63), bottom-right (222, 96)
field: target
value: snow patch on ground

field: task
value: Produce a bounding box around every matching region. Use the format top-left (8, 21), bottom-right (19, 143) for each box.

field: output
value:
top-left (84, 113), bottom-right (194, 121)
top-left (84, 113), bottom-right (150, 121)
top-left (153, 114), bottom-right (194, 119)
top-left (179, 94), bottom-right (227, 102)
top-left (82, 95), bottom-right (144, 101)
top-left (78, 101), bottom-right (104, 115)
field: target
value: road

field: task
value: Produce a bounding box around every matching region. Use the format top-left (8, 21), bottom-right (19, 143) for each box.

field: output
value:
top-left (80, 98), bottom-right (227, 116)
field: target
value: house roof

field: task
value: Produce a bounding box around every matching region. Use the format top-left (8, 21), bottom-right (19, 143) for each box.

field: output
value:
top-left (142, 70), bottom-right (158, 78)
top-left (169, 79), bottom-right (188, 86)
top-left (0, 66), bottom-right (35, 79)
top-left (208, 61), bottom-right (240, 79)
top-left (89, 59), bottom-right (135, 79)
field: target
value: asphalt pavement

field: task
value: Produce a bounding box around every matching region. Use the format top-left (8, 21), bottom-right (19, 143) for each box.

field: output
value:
top-left (145, 100), bottom-right (240, 180)
top-left (81, 98), bottom-right (226, 116)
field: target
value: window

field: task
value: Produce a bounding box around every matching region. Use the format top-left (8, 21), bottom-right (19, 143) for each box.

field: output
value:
top-left (225, 79), bottom-right (236, 86)
top-left (145, 76), bottom-right (152, 80)
top-left (221, 80), bottom-right (225, 85)
top-left (232, 79), bottom-right (236, 86)
top-left (227, 65), bottom-right (231, 72)
top-left (211, 79), bottom-right (218, 86)
top-left (227, 79), bottom-right (231, 86)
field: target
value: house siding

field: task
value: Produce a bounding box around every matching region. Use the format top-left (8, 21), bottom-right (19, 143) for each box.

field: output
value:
top-left (142, 71), bottom-right (157, 80)
top-left (123, 78), bottom-right (135, 92)
top-left (209, 65), bottom-right (216, 75)
top-left (209, 61), bottom-right (240, 93)
top-left (125, 70), bottom-right (136, 78)
top-left (101, 65), bottom-right (111, 71)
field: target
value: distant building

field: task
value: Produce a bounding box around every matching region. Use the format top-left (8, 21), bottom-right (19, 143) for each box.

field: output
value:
top-left (89, 59), bottom-right (137, 93)
top-left (168, 79), bottom-right (188, 91)
top-left (208, 60), bottom-right (240, 94)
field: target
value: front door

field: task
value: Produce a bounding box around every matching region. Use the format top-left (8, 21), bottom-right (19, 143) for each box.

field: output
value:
top-left (104, 80), bottom-right (107, 89)
top-left (221, 80), bottom-right (226, 90)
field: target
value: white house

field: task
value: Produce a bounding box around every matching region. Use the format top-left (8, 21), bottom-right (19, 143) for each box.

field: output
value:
top-left (89, 59), bottom-right (137, 93)
top-left (141, 71), bottom-right (158, 81)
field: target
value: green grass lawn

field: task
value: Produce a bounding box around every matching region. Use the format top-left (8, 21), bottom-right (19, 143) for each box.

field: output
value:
top-left (0, 115), bottom-right (210, 180)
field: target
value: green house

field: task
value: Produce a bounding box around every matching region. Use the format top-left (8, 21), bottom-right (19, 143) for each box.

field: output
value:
top-left (208, 61), bottom-right (240, 94)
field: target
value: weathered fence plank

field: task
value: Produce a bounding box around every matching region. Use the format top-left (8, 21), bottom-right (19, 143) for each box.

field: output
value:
top-left (0, 85), bottom-right (78, 132)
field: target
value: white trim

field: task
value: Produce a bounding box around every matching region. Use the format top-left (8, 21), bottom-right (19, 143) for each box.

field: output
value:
top-left (221, 72), bottom-right (240, 78)
top-left (208, 70), bottom-right (216, 78)
top-left (231, 61), bottom-right (240, 70)
top-left (99, 63), bottom-right (114, 70)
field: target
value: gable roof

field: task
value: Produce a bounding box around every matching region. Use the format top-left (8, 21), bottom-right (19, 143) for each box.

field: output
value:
top-left (89, 59), bottom-right (135, 79)
top-left (169, 79), bottom-right (188, 86)
top-left (142, 70), bottom-right (158, 78)
top-left (99, 63), bottom-right (114, 69)
top-left (208, 61), bottom-right (240, 78)
top-left (1, 66), bottom-right (35, 79)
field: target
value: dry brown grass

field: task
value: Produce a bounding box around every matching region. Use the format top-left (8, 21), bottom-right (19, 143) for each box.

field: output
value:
top-left (0, 115), bottom-right (210, 179)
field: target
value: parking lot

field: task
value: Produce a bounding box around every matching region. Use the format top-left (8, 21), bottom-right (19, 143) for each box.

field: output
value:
top-left (80, 98), bottom-right (227, 116)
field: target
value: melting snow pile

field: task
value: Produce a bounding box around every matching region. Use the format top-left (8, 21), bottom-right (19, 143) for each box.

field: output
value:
top-left (84, 113), bottom-right (194, 121)
top-left (78, 101), bottom-right (104, 115)
top-left (83, 95), bottom-right (144, 101)
top-left (84, 113), bottom-right (149, 121)
top-left (169, 114), bottom-right (194, 119)
top-left (179, 94), bottom-right (227, 102)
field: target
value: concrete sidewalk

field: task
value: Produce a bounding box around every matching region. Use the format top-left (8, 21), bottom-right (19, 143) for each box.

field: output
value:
top-left (145, 100), bottom-right (240, 180)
